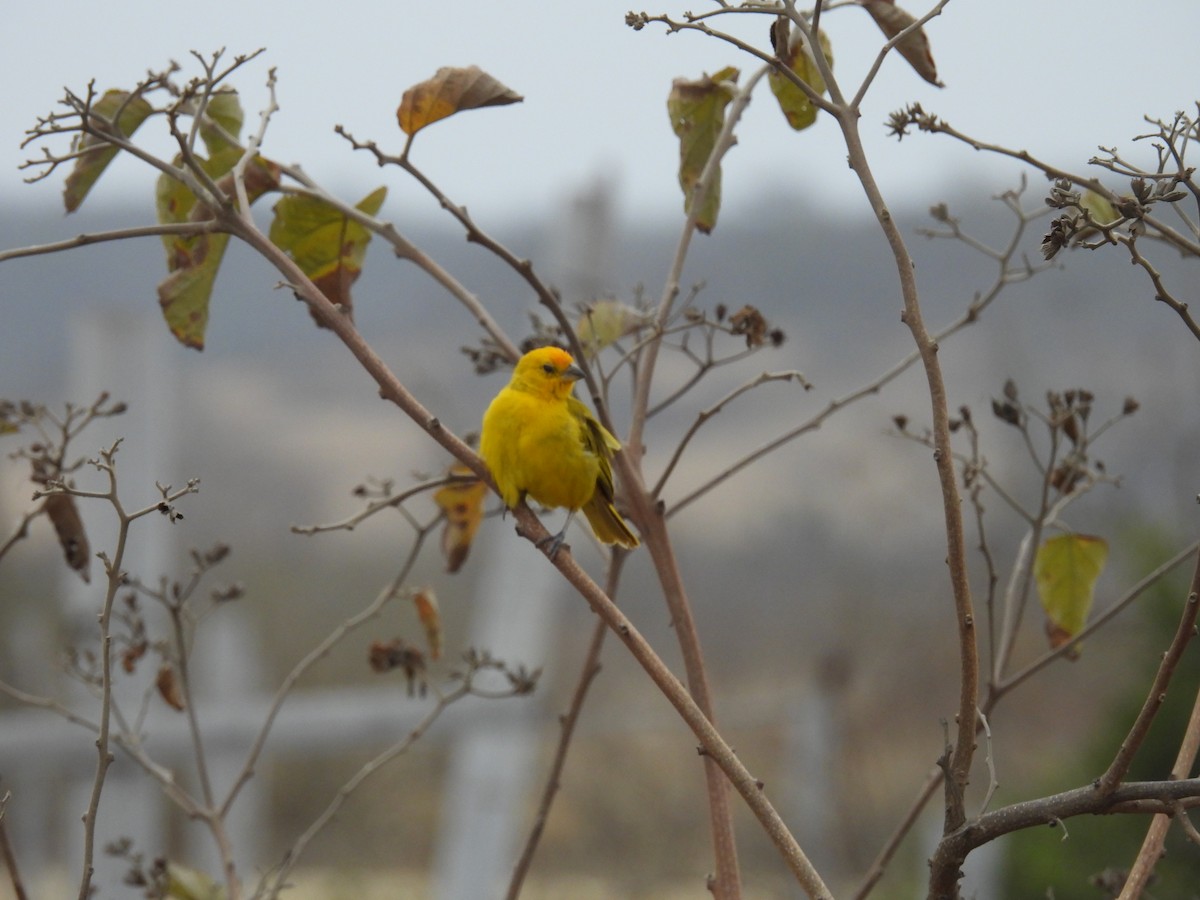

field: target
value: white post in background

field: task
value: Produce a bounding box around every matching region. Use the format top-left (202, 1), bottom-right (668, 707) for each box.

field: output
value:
top-left (784, 684), bottom-right (837, 889)
top-left (63, 309), bottom-right (174, 893)
top-left (429, 530), bottom-right (562, 899)
top-left (186, 610), bottom-right (266, 880)
top-left (544, 175), bottom-right (616, 310)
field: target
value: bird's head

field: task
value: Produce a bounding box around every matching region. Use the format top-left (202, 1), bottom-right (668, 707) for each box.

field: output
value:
top-left (513, 346), bottom-right (586, 400)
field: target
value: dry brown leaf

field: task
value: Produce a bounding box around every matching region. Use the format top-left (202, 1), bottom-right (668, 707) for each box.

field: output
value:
top-left (433, 464), bottom-right (487, 573)
top-left (43, 493), bottom-right (90, 583)
top-left (397, 65), bottom-right (523, 136)
top-left (156, 664), bottom-right (187, 711)
top-left (863, 1), bottom-right (943, 87)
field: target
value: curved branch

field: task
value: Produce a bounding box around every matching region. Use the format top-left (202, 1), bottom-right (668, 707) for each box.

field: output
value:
top-left (1096, 562), bottom-right (1200, 795)
top-left (1120, 671), bottom-right (1200, 897)
top-left (0, 222), bottom-right (226, 264)
top-left (911, 113), bottom-right (1200, 259)
top-left (653, 370), bottom-right (810, 498)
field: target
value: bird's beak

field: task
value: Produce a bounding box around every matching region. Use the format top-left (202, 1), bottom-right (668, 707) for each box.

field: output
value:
top-left (563, 364), bottom-right (586, 383)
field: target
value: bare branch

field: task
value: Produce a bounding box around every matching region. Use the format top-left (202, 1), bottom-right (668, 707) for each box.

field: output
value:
top-left (229, 65), bottom-right (279, 221)
top-left (290, 475), bottom-right (458, 536)
top-left (1123, 233), bottom-right (1200, 341)
top-left (0, 222), bottom-right (226, 264)
top-left (1120, 674), bottom-right (1200, 896)
top-left (846, 0), bottom-right (951, 110)
top-left (223, 525), bottom-right (434, 819)
top-left (653, 370), bottom-right (810, 498)
top-left (0, 788), bottom-right (29, 900)
top-left (1096, 561), bottom-right (1200, 795)
top-left (672, 184), bottom-right (1049, 516)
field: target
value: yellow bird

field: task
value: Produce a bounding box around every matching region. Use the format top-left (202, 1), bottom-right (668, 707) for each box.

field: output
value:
top-left (480, 346), bottom-right (639, 556)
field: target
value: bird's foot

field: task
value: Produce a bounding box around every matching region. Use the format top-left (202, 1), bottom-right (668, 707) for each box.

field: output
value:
top-left (536, 529), bottom-right (570, 559)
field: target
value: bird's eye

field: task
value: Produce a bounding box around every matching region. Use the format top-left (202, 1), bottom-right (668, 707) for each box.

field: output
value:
top-left (542, 363), bottom-right (555, 374)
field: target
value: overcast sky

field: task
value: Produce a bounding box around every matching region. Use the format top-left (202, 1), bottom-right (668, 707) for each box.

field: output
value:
top-left (3, 1), bottom-right (1199, 226)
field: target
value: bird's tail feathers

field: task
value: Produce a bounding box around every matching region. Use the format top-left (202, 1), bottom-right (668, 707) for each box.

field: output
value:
top-left (582, 496), bottom-right (639, 548)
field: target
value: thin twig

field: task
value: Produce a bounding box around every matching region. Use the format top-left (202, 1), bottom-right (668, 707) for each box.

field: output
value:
top-left (653, 370), bottom-right (810, 498)
top-left (0, 222), bottom-right (226, 264)
top-left (1119, 678), bottom-right (1200, 897)
top-left (977, 707), bottom-right (999, 814)
top-left (222, 525), bottom-right (433, 818)
top-left (1123, 234), bottom-right (1200, 341)
top-left (670, 186), bottom-right (1049, 517)
top-left (256, 678), bottom-right (476, 898)
top-left (0, 789), bottom-right (29, 900)
top-left (289, 476), bottom-right (458, 536)
top-left (76, 444), bottom-right (131, 900)
top-left (230, 65), bottom-right (278, 219)
top-left (1096, 557), bottom-right (1200, 795)
top-left (334, 126), bottom-right (529, 363)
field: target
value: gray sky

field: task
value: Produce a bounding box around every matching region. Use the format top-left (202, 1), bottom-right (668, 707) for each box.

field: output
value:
top-left (3, 1), bottom-right (1199, 225)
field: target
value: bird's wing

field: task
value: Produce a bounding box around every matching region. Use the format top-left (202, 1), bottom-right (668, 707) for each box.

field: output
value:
top-left (568, 396), bottom-right (620, 503)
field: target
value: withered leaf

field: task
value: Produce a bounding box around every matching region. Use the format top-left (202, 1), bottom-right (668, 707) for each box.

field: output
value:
top-left (268, 186), bottom-right (387, 327)
top-left (397, 66), bottom-right (523, 136)
top-left (668, 66), bottom-right (740, 234)
top-left (411, 588), bottom-right (443, 661)
top-left (156, 664), bottom-right (187, 712)
top-left (862, 1), bottom-right (943, 87)
top-left (768, 27), bottom-right (833, 131)
top-left (432, 464), bottom-right (486, 573)
top-left (64, 90), bottom-right (155, 213)
top-left (1035, 533), bottom-right (1109, 656)
top-left (44, 492), bottom-right (90, 583)
top-left (729, 305), bottom-right (769, 348)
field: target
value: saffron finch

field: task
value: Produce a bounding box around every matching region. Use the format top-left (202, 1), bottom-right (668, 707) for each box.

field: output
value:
top-left (480, 346), bottom-right (639, 556)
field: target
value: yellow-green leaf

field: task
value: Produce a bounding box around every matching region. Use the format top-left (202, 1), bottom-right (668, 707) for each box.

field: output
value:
top-left (768, 29), bottom-right (833, 131)
top-left (667, 66), bottom-right (739, 234)
top-left (1081, 189), bottom-right (1119, 226)
top-left (63, 90), bottom-right (155, 212)
top-left (155, 147), bottom-right (281, 350)
top-left (268, 186), bottom-right (387, 326)
top-left (162, 861), bottom-right (225, 900)
top-left (397, 66), bottom-right (523, 137)
top-left (577, 299), bottom-right (645, 355)
top-left (193, 89), bottom-right (245, 156)
top-left (157, 232), bottom-right (231, 350)
top-left (1035, 533), bottom-right (1109, 652)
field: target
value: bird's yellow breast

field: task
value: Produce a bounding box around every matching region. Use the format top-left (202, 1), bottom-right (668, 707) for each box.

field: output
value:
top-left (480, 384), bottom-right (599, 513)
